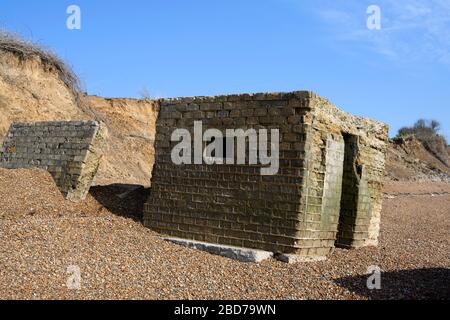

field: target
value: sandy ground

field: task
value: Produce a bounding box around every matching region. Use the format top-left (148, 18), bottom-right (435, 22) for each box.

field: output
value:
top-left (0, 169), bottom-right (448, 300)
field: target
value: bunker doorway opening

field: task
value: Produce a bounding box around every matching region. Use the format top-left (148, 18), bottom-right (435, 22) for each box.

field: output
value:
top-left (335, 133), bottom-right (361, 248)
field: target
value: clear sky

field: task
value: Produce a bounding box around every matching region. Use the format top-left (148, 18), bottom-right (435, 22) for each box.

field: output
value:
top-left (1, 0), bottom-right (449, 138)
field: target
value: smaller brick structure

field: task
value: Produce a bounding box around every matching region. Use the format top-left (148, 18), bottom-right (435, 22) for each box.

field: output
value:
top-left (0, 121), bottom-right (107, 201)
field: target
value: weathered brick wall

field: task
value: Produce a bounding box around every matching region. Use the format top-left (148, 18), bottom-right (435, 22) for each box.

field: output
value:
top-left (307, 95), bottom-right (389, 249)
top-left (145, 91), bottom-right (388, 258)
top-left (145, 92), bottom-right (314, 254)
top-left (0, 121), bottom-right (107, 201)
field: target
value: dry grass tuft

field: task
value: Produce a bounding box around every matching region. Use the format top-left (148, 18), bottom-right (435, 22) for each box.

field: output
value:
top-left (0, 31), bottom-right (81, 98)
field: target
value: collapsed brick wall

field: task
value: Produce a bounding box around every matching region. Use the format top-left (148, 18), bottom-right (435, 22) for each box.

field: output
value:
top-left (144, 91), bottom-right (389, 258)
top-left (0, 121), bottom-right (107, 201)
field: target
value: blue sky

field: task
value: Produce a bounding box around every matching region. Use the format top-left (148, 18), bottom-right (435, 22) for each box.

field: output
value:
top-left (1, 0), bottom-right (449, 138)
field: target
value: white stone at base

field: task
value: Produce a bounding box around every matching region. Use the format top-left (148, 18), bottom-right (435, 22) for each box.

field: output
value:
top-left (164, 237), bottom-right (273, 263)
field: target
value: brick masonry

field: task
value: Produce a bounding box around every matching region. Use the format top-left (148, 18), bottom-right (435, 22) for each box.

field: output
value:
top-left (144, 90), bottom-right (389, 259)
top-left (0, 121), bottom-right (107, 202)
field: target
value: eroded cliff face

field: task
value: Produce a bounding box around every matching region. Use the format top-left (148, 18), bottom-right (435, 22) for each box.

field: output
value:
top-left (0, 49), bottom-right (158, 187)
top-left (80, 96), bottom-right (158, 186)
top-left (386, 138), bottom-right (450, 182)
top-left (0, 51), bottom-right (87, 138)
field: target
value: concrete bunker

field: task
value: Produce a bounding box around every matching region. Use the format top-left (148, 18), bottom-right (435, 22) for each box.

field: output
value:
top-left (144, 91), bottom-right (389, 261)
top-left (0, 121), bottom-right (107, 201)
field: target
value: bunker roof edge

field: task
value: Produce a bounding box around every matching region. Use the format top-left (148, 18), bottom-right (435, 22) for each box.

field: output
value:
top-left (158, 90), bottom-right (316, 106)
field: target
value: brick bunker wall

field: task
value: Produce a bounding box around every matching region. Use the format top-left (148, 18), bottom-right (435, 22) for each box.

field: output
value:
top-left (0, 121), bottom-right (107, 202)
top-left (145, 92), bottom-right (314, 255)
top-left (305, 95), bottom-right (389, 251)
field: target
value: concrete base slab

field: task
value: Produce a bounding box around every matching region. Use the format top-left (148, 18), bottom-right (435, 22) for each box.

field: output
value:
top-left (164, 237), bottom-right (273, 263)
top-left (276, 254), bottom-right (327, 264)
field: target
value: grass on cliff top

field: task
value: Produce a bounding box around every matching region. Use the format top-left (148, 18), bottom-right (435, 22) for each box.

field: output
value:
top-left (0, 31), bottom-right (81, 98)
